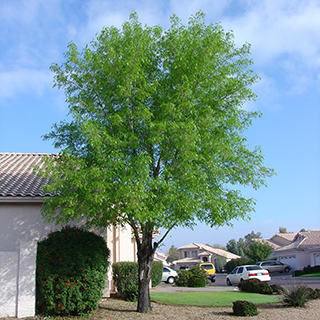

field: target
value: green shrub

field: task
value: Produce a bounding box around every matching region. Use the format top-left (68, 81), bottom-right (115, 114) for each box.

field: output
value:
top-left (233, 300), bottom-right (258, 317)
top-left (151, 261), bottom-right (163, 287)
top-left (270, 284), bottom-right (283, 294)
top-left (112, 261), bottom-right (163, 301)
top-left (225, 258), bottom-right (255, 274)
top-left (112, 262), bottom-right (139, 301)
top-left (36, 226), bottom-right (110, 316)
top-left (238, 278), bottom-right (261, 293)
top-left (176, 266), bottom-right (207, 287)
top-left (175, 269), bottom-right (190, 287)
top-left (281, 283), bottom-right (311, 307)
top-left (306, 287), bottom-right (320, 300)
top-left (187, 267), bottom-right (207, 287)
top-left (293, 265), bottom-right (320, 277)
top-left (257, 282), bottom-right (273, 295)
top-left (238, 279), bottom-right (272, 295)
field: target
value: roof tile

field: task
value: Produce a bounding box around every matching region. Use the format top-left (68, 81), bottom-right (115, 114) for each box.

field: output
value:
top-left (0, 153), bottom-right (56, 197)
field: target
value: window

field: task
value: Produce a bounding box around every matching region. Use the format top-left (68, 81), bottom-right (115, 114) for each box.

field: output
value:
top-left (184, 251), bottom-right (190, 258)
top-left (238, 267), bottom-right (244, 273)
top-left (231, 267), bottom-right (238, 274)
top-left (191, 250), bottom-right (197, 257)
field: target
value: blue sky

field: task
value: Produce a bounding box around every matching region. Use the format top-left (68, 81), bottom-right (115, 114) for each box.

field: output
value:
top-left (1, 0), bottom-right (319, 252)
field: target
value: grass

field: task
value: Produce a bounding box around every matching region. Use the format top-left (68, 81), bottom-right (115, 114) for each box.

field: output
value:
top-left (150, 291), bottom-right (281, 307)
top-left (299, 272), bottom-right (320, 277)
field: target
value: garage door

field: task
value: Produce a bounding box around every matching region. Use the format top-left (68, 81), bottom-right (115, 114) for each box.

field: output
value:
top-left (278, 255), bottom-right (297, 270)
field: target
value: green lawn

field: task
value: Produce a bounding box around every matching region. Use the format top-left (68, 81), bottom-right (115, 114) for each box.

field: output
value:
top-left (150, 291), bottom-right (281, 307)
top-left (299, 272), bottom-right (320, 277)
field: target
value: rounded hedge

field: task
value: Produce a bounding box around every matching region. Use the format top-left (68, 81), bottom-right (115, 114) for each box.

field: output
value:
top-left (112, 261), bottom-right (163, 301)
top-left (36, 226), bottom-right (110, 316)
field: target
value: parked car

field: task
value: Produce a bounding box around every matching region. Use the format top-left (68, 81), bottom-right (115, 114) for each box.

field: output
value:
top-left (162, 266), bottom-right (177, 284)
top-left (226, 265), bottom-right (271, 285)
top-left (197, 262), bottom-right (216, 283)
top-left (255, 261), bottom-right (291, 273)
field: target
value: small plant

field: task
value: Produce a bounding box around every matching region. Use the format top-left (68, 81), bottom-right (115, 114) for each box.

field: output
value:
top-left (281, 283), bottom-right (311, 307)
top-left (233, 300), bottom-right (258, 317)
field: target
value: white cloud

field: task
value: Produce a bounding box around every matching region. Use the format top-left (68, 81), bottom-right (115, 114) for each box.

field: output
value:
top-left (0, 69), bottom-right (52, 99)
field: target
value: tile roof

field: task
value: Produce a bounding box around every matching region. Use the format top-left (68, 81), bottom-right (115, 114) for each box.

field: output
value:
top-left (178, 242), bottom-right (241, 259)
top-left (0, 153), bottom-right (56, 198)
top-left (275, 230), bottom-right (320, 252)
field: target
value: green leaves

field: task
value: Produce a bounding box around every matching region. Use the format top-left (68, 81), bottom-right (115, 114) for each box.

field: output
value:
top-left (41, 11), bottom-right (274, 244)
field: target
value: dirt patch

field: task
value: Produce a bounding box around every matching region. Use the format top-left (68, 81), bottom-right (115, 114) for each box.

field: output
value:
top-left (92, 298), bottom-right (320, 320)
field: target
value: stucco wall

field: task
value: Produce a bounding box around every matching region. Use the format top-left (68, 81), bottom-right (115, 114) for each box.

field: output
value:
top-left (0, 201), bottom-right (59, 317)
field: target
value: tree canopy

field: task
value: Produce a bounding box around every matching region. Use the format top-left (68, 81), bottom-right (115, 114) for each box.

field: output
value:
top-left (166, 245), bottom-right (179, 263)
top-left (226, 231), bottom-right (262, 256)
top-left (244, 241), bottom-right (273, 262)
top-left (39, 11), bottom-right (274, 313)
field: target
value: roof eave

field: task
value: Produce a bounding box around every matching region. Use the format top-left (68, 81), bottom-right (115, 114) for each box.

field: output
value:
top-left (0, 196), bottom-right (44, 203)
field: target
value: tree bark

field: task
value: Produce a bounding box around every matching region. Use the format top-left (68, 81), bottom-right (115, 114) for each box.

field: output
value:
top-left (136, 229), bottom-right (154, 313)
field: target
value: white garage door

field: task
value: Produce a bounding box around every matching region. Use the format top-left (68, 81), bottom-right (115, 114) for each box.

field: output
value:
top-left (279, 255), bottom-right (298, 270)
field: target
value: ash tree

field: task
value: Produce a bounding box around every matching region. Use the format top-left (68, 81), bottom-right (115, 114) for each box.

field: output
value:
top-left (40, 12), bottom-right (274, 313)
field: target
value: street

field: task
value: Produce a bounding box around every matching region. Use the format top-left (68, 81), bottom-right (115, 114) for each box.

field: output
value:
top-left (155, 272), bottom-right (320, 292)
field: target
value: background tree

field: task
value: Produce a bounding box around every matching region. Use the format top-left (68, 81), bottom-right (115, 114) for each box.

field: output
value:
top-left (209, 243), bottom-right (228, 251)
top-left (244, 231), bottom-right (262, 243)
top-left (279, 226), bottom-right (288, 233)
top-left (166, 245), bottom-right (179, 263)
top-left (244, 241), bottom-right (273, 262)
top-left (39, 12), bottom-right (274, 313)
top-left (226, 231), bottom-right (262, 256)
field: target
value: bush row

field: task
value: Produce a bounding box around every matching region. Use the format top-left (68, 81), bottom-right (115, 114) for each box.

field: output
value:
top-left (292, 265), bottom-right (320, 277)
top-left (112, 261), bottom-right (163, 301)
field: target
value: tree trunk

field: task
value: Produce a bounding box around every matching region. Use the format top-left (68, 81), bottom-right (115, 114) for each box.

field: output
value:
top-left (136, 230), bottom-right (154, 313)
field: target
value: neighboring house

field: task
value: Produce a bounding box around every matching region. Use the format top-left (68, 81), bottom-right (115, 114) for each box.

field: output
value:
top-left (0, 153), bottom-right (136, 318)
top-left (272, 230), bottom-right (320, 271)
top-left (245, 231), bottom-right (320, 271)
top-left (244, 233), bottom-right (296, 250)
top-left (154, 251), bottom-right (169, 266)
top-left (173, 243), bottom-right (241, 269)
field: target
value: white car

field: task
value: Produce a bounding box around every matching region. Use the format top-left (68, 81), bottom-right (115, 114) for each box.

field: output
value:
top-left (226, 265), bottom-right (271, 286)
top-left (162, 266), bottom-right (177, 284)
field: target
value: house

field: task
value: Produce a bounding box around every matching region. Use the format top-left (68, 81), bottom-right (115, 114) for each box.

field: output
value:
top-left (245, 231), bottom-right (320, 271)
top-left (0, 153), bottom-right (136, 318)
top-left (153, 251), bottom-right (169, 266)
top-left (272, 230), bottom-right (320, 270)
top-left (173, 243), bottom-right (241, 269)
top-left (244, 233), bottom-right (296, 250)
